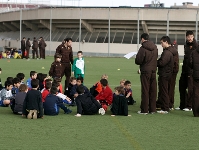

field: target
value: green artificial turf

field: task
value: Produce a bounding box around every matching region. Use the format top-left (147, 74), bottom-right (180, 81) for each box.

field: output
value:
top-left (0, 57), bottom-right (199, 150)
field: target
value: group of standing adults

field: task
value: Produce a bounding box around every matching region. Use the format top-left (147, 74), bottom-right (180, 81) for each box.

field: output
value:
top-left (135, 31), bottom-right (199, 117)
top-left (21, 37), bottom-right (47, 59)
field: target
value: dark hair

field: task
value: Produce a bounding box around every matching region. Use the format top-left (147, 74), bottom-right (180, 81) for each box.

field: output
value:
top-left (12, 78), bottom-right (20, 84)
top-left (52, 81), bottom-right (59, 88)
top-left (50, 86), bottom-right (58, 94)
top-left (77, 76), bottom-right (84, 84)
top-left (141, 33), bottom-right (149, 40)
top-left (33, 37), bottom-right (36, 40)
top-left (114, 86), bottom-right (125, 95)
top-left (186, 30), bottom-right (194, 36)
top-left (100, 79), bottom-right (108, 86)
top-left (19, 84), bottom-right (28, 92)
top-left (23, 37), bottom-right (25, 39)
top-left (45, 79), bottom-right (52, 83)
top-left (5, 80), bottom-right (13, 88)
top-left (45, 82), bottom-right (52, 90)
top-left (42, 74), bottom-right (47, 81)
top-left (66, 38), bottom-right (72, 42)
top-left (7, 77), bottom-right (14, 82)
top-left (0, 68), bottom-right (1, 71)
top-left (31, 79), bottom-right (39, 88)
top-left (124, 80), bottom-right (131, 86)
top-left (54, 53), bottom-right (62, 59)
top-left (160, 36), bottom-right (171, 44)
top-left (70, 77), bottom-right (76, 82)
top-left (76, 85), bottom-right (84, 94)
top-left (16, 73), bottom-right (25, 81)
top-left (77, 51), bottom-right (83, 55)
top-left (54, 77), bottom-right (61, 83)
top-left (27, 38), bottom-right (30, 40)
top-left (30, 71), bottom-right (37, 77)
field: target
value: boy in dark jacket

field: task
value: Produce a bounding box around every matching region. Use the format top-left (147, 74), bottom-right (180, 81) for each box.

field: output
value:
top-left (49, 53), bottom-right (63, 79)
top-left (75, 85), bottom-right (105, 117)
top-left (111, 86), bottom-right (130, 116)
top-left (22, 79), bottom-right (43, 119)
top-left (43, 86), bottom-right (72, 116)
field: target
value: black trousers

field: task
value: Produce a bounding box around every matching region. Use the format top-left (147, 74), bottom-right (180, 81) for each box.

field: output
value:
top-left (140, 73), bottom-right (157, 113)
top-left (192, 79), bottom-right (199, 117)
top-left (179, 73), bottom-right (193, 109)
top-left (21, 49), bottom-right (25, 59)
top-left (168, 73), bottom-right (177, 108)
top-left (32, 48), bottom-right (39, 59)
top-left (39, 48), bottom-right (45, 59)
top-left (158, 75), bottom-right (171, 111)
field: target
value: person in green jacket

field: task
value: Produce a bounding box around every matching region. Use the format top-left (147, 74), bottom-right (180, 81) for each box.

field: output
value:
top-left (72, 51), bottom-right (85, 78)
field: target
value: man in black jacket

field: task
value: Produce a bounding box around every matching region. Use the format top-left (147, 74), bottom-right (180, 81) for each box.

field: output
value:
top-left (21, 37), bottom-right (26, 59)
top-left (135, 33), bottom-right (158, 114)
top-left (176, 31), bottom-right (198, 111)
top-left (157, 36), bottom-right (175, 114)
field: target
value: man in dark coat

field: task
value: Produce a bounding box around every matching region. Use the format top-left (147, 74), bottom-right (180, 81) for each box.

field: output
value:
top-left (32, 37), bottom-right (39, 59)
top-left (25, 38), bottom-right (31, 59)
top-left (189, 46), bottom-right (199, 117)
top-left (157, 36), bottom-right (175, 114)
top-left (21, 37), bottom-right (26, 59)
top-left (176, 31), bottom-right (198, 111)
top-left (135, 33), bottom-right (158, 114)
top-left (39, 37), bottom-right (47, 59)
top-left (56, 38), bottom-right (73, 92)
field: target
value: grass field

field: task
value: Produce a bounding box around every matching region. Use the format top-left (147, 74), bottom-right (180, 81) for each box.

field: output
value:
top-left (0, 57), bottom-right (199, 150)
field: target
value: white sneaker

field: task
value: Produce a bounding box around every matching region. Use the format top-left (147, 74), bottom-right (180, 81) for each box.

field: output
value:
top-left (137, 111), bottom-right (148, 115)
top-left (157, 110), bottom-right (168, 114)
top-left (183, 108), bottom-right (192, 111)
top-left (99, 108), bottom-right (105, 115)
top-left (175, 107), bottom-right (181, 110)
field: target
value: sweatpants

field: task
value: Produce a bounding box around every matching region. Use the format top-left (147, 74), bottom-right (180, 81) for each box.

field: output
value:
top-left (140, 73), bottom-right (157, 113)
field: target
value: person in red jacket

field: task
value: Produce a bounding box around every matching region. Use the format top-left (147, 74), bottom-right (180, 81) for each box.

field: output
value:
top-left (95, 79), bottom-right (113, 111)
top-left (42, 82), bottom-right (52, 102)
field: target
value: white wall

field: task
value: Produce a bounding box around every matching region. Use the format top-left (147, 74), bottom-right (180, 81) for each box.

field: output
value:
top-left (0, 40), bottom-right (184, 56)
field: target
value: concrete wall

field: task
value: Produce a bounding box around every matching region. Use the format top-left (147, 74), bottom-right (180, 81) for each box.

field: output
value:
top-left (0, 40), bottom-right (184, 57)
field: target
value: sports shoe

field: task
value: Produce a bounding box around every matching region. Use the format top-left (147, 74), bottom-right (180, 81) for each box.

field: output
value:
top-left (169, 108), bottom-right (174, 111)
top-left (99, 108), bottom-right (105, 115)
top-left (149, 112), bottom-right (156, 114)
top-left (175, 107), bottom-right (181, 110)
top-left (183, 108), bottom-right (192, 111)
top-left (27, 110), bottom-right (34, 119)
top-left (137, 111), bottom-right (148, 115)
top-left (32, 110), bottom-right (37, 119)
top-left (157, 110), bottom-right (168, 114)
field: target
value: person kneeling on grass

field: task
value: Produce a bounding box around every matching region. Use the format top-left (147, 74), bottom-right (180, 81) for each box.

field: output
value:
top-left (43, 86), bottom-right (72, 116)
top-left (75, 85), bottom-right (105, 117)
top-left (22, 79), bottom-right (43, 119)
top-left (111, 86), bottom-right (131, 117)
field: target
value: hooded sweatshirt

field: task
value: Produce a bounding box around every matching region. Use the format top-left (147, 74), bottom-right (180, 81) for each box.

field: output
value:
top-left (169, 45), bottom-right (179, 74)
top-left (157, 46), bottom-right (176, 77)
top-left (189, 46), bottom-right (199, 79)
top-left (182, 39), bottom-right (198, 75)
top-left (135, 40), bottom-right (158, 73)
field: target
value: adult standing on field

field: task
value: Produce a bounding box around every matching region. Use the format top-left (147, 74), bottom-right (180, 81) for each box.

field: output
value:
top-left (135, 33), bottom-right (158, 115)
top-left (21, 37), bottom-right (26, 59)
top-left (32, 37), bottom-right (39, 59)
top-left (39, 37), bottom-right (47, 59)
top-left (25, 38), bottom-right (31, 59)
top-left (56, 38), bottom-right (73, 92)
top-left (176, 31), bottom-right (198, 111)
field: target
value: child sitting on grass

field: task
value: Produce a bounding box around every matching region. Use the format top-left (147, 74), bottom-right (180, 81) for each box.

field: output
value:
top-left (75, 85), bottom-right (105, 117)
top-left (22, 79), bottom-right (43, 119)
top-left (42, 82), bottom-right (52, 102)
top-left (120, 79), bottom-right (126, 87)
top-left (13, 84), bottom-right (28, 115)
top-left (0, 80), bottom-right (13, 107)
top-left (124, 80), bottom-right (136, 105)
top-left (95, 79), bottom-right (113, 111)
top-left (65, 77), bottom-right (77, 106)
top-left (111, 86), bottom-right (130, 116)
top-left (16, 73), bottom-right (25, 84)
top-left (26, 71), bottom-right (37, 90)
top-left (43, 86), bottom-right (72, 116)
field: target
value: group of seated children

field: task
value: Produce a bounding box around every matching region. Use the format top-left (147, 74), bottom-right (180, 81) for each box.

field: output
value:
top-left (0, 67), bottom-right (135, 118)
